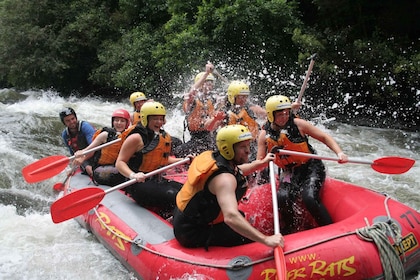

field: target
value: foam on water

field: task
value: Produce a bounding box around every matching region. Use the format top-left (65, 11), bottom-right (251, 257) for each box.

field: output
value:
top-left (0, 205), bottom-right (131, 280)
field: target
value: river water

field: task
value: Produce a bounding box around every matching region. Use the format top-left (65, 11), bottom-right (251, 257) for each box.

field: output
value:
top-left (0, 88), bottom-right (419, 279)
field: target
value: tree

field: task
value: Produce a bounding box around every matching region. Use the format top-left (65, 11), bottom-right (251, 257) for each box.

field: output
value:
top-left (0, 0), bottom-right (119, 94)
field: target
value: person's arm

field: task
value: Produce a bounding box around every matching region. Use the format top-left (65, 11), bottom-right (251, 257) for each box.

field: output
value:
top-left (291, 101), bottom-right (301, 112)
top-left (167, 154), bottom-right (194, 164)
top-left (73, 131), bottom-right (107, 165)
top-left (183, 63), bottom-right (214, 113)
top-left (116, 133), bottom-right (145, 181)
top-left (77, 122), bottom-right (97, 175)
top-left (295, 118), bottom-right (348, 162)
top-left (249, 104), bottom-right (266, 119)
top-left (210, 173), bottom-right (284, 248)
top-left (256, 129), bottom-right (268, 160)
top-left (204, 111), bottom-right (225, 131)
top-left (238, 152), bottom-right (275, 176)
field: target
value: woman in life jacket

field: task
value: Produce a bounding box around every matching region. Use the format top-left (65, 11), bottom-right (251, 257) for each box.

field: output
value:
top-left (173, 124), bottom-right (284, 249)
top-left (74, 109), bottom-right (131, 186)
top-left (257, 95), bottom-right (348, 234)
top-left (130, 91), bottom-right (183, 153)
top-left (115, 102), bottom-right (192, 218)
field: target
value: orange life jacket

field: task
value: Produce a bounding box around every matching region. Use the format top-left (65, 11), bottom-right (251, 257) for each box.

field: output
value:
top-left (138, 131), bottom-right (172, 173)
top-left (227, 107), bottom-right (259, 139)
top-left (132, 111), bottom-right (141, 125)
top-left (186, 99), bottom-right (215, 132)
top-left (176, 151), bottom-right (247, 225)
top-left (264, 118), bottom-right (312, 168)
top-left (93, 129), bottom-right (118, 165)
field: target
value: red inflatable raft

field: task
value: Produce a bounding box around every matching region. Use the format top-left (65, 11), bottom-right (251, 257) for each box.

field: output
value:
top-left (58, 170), bottom-right (420, 279)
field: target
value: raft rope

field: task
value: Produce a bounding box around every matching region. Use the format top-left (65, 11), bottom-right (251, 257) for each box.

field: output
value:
top-left (355, 196), bottom-right (406, 280)
top-left (92, 207), bottom-right (272, 270)
top-left (92, 195), bottom-right (407, 274)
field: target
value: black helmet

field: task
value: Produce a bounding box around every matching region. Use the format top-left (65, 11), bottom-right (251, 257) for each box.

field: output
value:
top-left (59, 107), bottom-right (77, 124)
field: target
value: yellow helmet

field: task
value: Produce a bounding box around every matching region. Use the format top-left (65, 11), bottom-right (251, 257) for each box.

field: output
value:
top-left (194, 72), bottom-right (216, 83)
top-left (216, 125), bottom-right (253, 160)
top-left (265, 95), bottom-right (292, 122)
top-left (130, 92), bottom-right (147, 107)
top-left (140, 101), bottom-right (166, 127)
top-left (227, 81), bottom-right (250, 105)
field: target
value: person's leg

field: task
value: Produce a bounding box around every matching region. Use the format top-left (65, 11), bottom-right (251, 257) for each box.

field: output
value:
top-left (173, 208), bottom-right (253, 249)
top-left (278, 175), bottom-right (295, 234)
top-left (301, 159), bottom-right (332, 226)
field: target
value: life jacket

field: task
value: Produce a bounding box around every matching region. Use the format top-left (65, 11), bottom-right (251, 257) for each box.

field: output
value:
top-left (91, 127), bottom-right (118, 166)
top-left (176, 151), bottom-right (247, 225)
top-left (186, 98), bottom-right (215, 132)
top-left (91, 125), bottom-right (137, 167)
top-left (127, 124), bottom-right (172, 173)
top-left (227, 106), bottom-right (259, 139)
top-left (65, 121), bottom-right (89, 153)
top-left (132, 111), bottom-right (141, 125)
top-left (264, 115), bottom-right (313, 169)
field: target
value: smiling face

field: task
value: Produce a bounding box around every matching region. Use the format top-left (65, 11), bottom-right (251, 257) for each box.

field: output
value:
top-left (273, 109), bottom-right (290, 127)
top-left (63, 114), bottom-right (78, 130)
top-left (147, 115), bottom-right (165, 132)
top-left (112, 117), bottom-right (128, 132)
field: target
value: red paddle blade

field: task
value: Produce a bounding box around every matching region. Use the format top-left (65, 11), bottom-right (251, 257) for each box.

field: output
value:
top-left (53, 182), bottom-right (65, 192)
top-left (372, 157), bottom-right (415, 174)
top-left (274, 247), bottom-right (287, 280)
top-left (22, 155), bottom-right (70, 183)
top-left (50, 187), bottom-right (105, 223)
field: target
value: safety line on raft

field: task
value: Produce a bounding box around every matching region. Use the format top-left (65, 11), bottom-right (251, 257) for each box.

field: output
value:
top-left (355, 196), bottom-right (406, 280)
top-left (91, 195), bottom-right (407, 274)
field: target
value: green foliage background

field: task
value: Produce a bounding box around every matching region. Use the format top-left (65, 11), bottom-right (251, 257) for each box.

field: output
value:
top-left (0, 0), bottom-right (418, 130)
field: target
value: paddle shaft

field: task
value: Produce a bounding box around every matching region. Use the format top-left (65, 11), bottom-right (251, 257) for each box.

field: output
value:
top-left (278, 149), bottom-right (372, 165)
top-left (213, 69), bottom-right (229, 84)
top-left (50, 157), bottom-right (191, 223)
top-left (276, 149), bottom-right (415, 174)
top-left (53, 165), bottom-right (77, 191)
top-left (269, 161), bottom-right (287, 280)
top-left (269, 161), bottom-right (280, 234)
top-left (70, 138), bottom-right (121, 160)
top-left (104, 157), bottom-right (191, 195)
top-left (207, 60), bottom-right (229, 84)
top-left (23, 138), bottom-right (122, 183)
top-left (297, 53), bottom-right (317, 103)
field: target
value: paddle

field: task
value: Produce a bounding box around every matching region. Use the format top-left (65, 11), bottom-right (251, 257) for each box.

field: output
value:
top-left (277, 149), bottom-right (415, 174)
top-left (53, 165), bottom-right (77, 192)
top-left (213, 69), bottom-right (229, 84)
top-left (50, 158), bottom-right (191, 224)
top-left (22, 138), bottom-right (121, 183)
top-left (207, 60), bottom-right (230, 84)
top-left (296, 53), bottom-right (317, 104)
top-left (269, 161), bottom-right (287, 280)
